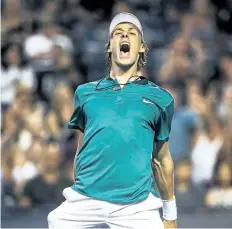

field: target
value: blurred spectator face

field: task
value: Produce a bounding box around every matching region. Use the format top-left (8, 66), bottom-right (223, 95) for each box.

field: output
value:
top-left (218, 162), bottom-right (231, 187)
top-left (8, 85), bottom-right (33, 126)
top-left (43, 143), bottom-right (61, 172)
top-left (28, 141), bottom-right (44, 164)
top-left (26, 113), bottom-right (46, 139)
top-left (193, 0), bottom-right (208, 16)
top-left (42, 24), bottom-right (57, 38)
top-left (112, 2), bottom-right (132, 16)
top-left (6, 46), bottom-right (20, 65)
top-left (5, 0), bottom-right (21, 14)
top-left (46, 1), bottom-right (57, 14)
top-left (176, 160), bottom-right (192, 182)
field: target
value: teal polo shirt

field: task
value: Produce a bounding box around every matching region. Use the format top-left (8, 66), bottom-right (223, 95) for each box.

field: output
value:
top-left (68, 76), bottom-right (174, 204)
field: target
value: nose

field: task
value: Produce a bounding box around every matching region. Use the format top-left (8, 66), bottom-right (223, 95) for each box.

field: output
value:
top-left (121, 32), bottom-right (128, 38)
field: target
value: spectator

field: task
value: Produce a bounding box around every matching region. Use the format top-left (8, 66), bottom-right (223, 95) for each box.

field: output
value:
top-left (1, 44), bottom-right (35, 109)
top-left (218, 84), bottom-right (232, 124)
top-left (190, 0), bottom-right (216, 41)
top-left (214, 129), bottom-right (232, 176)
top-left (23, 22), bottom-right (74, 101)
top-left (157, 36), bottom-right (205, 86)
top-left (1, 0), bottom-right (232, 218)
top-left (24, 22), bottom-right (55, 65)
top-left (1, 0), bottom-right (24, 32)
top-left (20, 142), bottom-right (72, 208)
top-left (11, 145), bottom-right (38, 197)
top-left (112, 1), bottom-right (132, 17)
top-left (27, 140), bottom-right (46, 173)
top-left (44, 44), bottom-right (73, 90)
top-left (46, 83), bottom-right (73, 140)
top-left (2, 84), bottom-right (36, 151)
top-left (191, 115), bottom-right (224, 187)
top-left (1, 146), bottom-right (17, 207)
top-left (205, 161), bottom-right (232, 209)
top-left (5, 84), bottom-right (46, 151)
top-left (38, 1), bottom-right (59, 24)
top-left (168, 86), bottom-right (200, 162)
top-left (219, 51), bottom-right (232, 84)
top-left (175, 157), bottom-right (205, 212)
top-left (52, 26), bottom-right (74, 53)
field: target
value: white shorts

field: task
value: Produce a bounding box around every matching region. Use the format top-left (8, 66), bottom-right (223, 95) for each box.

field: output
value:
top-left (48, 187), bottom-right (164, 229)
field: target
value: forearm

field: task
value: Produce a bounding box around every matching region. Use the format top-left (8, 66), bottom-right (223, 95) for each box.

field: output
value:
top-left (151, 143), bottom-right (174, 200)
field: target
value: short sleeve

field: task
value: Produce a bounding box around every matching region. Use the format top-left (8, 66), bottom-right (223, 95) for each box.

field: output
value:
top-left (154, 100), bottom-right (174, 142)
top-left (68, 89), bottom-right (85, 132)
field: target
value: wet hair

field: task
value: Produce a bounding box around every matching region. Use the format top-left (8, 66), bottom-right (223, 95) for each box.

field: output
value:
top-left (105, 39), bottom-right (149, 72)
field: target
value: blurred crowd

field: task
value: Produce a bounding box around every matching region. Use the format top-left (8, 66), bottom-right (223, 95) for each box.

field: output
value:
top-left (1, 0), bottom-right (232, 211)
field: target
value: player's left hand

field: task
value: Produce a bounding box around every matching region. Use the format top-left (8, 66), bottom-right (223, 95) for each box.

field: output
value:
top-left (163, 220), bottom-right (177, 228)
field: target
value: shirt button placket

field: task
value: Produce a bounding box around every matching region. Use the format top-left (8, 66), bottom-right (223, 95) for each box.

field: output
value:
top-left (115, 87), bottom-right (123, 117)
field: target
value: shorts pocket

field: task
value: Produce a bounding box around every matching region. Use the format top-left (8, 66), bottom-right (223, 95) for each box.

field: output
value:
top-left (62, 187), bottom-right (88, 202)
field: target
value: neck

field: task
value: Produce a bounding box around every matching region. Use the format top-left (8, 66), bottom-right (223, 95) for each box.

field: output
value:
top-left (110, 62), bottom-right (139, 85)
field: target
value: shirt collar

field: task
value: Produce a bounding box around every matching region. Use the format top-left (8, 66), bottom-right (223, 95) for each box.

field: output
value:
top-left (105, 75), bottom-right (148, 85)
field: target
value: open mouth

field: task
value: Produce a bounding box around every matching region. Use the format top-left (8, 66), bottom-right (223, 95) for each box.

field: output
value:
top-left (119, 42), bottom-right (130, 58)
top-left (120, 42), bottom-right (130, 52)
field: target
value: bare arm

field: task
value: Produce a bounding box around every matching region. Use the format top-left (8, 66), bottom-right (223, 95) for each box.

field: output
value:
top-left (151, 140), bottom-right (177, 228)
top-left (151, 141), bottom-right (174, 200)
top-left (73, 130), bottom-right (84, 177)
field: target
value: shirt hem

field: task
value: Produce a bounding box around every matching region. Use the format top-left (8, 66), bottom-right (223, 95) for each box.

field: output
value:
top-left (71, 186), bottom-right (161, 205)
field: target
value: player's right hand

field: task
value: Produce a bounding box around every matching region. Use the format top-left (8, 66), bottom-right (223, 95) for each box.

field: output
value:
top-left (163, 220), bottom-right (177, 228)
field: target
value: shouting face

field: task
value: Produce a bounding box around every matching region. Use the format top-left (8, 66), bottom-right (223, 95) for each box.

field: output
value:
top-left (108, 23), bottom-right (145, 70)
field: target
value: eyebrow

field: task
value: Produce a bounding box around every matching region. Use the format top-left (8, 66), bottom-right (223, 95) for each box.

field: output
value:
top-left (114, 27), bottom-right (137, 32)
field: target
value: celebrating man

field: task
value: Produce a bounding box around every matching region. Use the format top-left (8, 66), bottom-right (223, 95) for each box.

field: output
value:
top-left (48, 12), bottom-right (177, 229)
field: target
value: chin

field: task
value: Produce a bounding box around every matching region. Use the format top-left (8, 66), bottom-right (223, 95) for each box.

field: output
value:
top-left (117, 59), bottom-right (135, 69)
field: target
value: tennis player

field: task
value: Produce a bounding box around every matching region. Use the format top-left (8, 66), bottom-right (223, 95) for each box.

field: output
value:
top-left (48, 12), bottom-right (177, 229)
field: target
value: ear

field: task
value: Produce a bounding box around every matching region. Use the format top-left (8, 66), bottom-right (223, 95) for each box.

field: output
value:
top-left (139, 43), bottom-right (146, 53)
top-left (107, 41), bottom-right (112, 53)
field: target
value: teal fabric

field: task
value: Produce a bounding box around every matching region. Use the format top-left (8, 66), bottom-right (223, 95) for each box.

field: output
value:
top-left (68, 76), bottom-right (174, 204)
